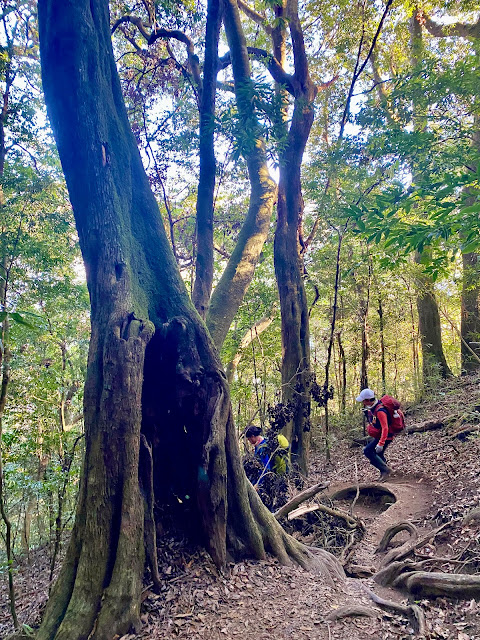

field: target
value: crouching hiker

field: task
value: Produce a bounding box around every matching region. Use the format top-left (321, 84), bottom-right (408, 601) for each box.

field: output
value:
top-left (356, 388), bottom-right (405, 482)
top-left (245, 425), bottom-right (290, 480)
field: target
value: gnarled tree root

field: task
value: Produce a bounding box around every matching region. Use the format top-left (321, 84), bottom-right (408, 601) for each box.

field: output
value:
top-left (374, 560), bottom-right (422, 587)
top-left (380, 521), bottom-right (453, 567)
top-left (393, 571), bottom-right (480, 598)
top-left (325, 604), bottom-right (377, 621)
top-left (362, 585), bottom-right (426, 636)
top-left (375, 521), bottom-right (418, 553)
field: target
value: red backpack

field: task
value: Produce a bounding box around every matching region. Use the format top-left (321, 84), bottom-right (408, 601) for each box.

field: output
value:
top-left (379, 395), bottom-right (405, 434)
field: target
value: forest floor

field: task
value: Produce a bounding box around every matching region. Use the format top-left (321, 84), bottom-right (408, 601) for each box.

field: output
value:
top-left (1, 373), bottom-right (480, 640)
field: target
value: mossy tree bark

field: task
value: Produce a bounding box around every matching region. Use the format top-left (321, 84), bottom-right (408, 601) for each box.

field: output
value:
top-left (37, 2), bottom-right (317, 639)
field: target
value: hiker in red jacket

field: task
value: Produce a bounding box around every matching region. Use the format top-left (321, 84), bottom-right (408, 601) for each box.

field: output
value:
top-left (356, 388), bottom-right (402, 481)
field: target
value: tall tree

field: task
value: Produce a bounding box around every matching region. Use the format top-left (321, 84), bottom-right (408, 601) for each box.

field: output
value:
top-left (110, 1), bottom-right (277, 347)
top-left (410, 12), bottom-right (452, 381)
top-left (420, 10), bottom-right (480, 373)
top-left (37, 2), bottom-right (339, 639)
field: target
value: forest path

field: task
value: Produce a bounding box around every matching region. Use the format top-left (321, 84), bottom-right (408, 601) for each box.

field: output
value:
top-left (322, 475), bottom-right (432, 569)
top-left (2, 375), bottom-right (480, 640)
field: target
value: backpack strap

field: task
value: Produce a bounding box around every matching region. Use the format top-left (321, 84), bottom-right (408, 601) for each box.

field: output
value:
top-left (372, 402), bottom-right (391, 425)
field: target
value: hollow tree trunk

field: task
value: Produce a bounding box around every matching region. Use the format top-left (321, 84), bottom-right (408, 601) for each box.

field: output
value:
top-left (37, 3), bottom-right (315, 639)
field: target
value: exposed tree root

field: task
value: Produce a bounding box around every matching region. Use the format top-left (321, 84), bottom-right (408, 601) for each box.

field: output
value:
top-left (274, 481), bottom-right (329, 520)
top-left (325, 604), bottom-right (377, 621)
top-left (374, 560), bottom-right (422, 587)
top-left (362, 584), bottom-right (426, 636)
top-left (380, 521), bottom-right (453, 567)
top-left (245, 483), bottom-right (346, 586)
top-left (394, 571), bottom-right (480, 598)
top-left (375, 521), bottom-right (418, 553)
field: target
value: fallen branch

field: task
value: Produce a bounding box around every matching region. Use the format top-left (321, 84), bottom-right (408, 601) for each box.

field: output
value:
top-left (287, 503), bottom-right (358, 529)
top-left (325, 604), bottom-right (377, 621)
top-left (449, 424), bottom-right (480, 440)
top-left (375, 521), bottom-right (418, 553)
top-left (361, 584), bottom-right (426, 635)
top-left (406, 418), bottom-right (445, 434)
top-left (274, 481), bottom-right (329, 520)
top-left (340, 530), bottom-right (356, 565)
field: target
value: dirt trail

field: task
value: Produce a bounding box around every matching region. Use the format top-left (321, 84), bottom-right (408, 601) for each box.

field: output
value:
top-left (323, 475), bottom-right (432, 568)
top-left (2, 375), bottom-right (480, 640)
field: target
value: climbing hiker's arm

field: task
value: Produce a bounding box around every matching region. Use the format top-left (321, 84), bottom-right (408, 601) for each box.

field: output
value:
top-left (377, 410), bottom-right (389, 448)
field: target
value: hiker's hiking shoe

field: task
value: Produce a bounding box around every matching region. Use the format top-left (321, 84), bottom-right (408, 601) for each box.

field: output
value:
top-left (378, 467), bottom-right (393, 482)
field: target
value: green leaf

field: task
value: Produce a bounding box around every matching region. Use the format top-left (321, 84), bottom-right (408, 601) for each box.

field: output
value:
top-left (9, 312), bottom-right (41, 331)
top-left (460, 203), bottom-right (480, 214)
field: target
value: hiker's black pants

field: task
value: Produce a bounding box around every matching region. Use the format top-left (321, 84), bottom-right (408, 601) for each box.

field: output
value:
top-left (363, 438), bottom-right (391, 473)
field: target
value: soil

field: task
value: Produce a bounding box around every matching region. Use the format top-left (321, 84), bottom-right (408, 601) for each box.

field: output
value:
top-left (1, 373), bottom-right (480, 640)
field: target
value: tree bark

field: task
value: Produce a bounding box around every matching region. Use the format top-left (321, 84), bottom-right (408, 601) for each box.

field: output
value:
top-left (273, 0), bottom-right (317, 475)
top-left (37, 3), bottom-right (328, 638)
top-left (192, 0), bottom-right (222, 318)
top-left (206, 0), bottom-right (277, 349)
top-left (409, 16), bottom-right (451, 383)
top-left (461, 251), bottom-right (480, 372)
top-left (415, 252), bottom-right (452, 380)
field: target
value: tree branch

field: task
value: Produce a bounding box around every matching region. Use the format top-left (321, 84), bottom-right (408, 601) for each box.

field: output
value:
top-left (418, 11), bottom-right (480, 39)
top-left (237, 0), bottom-right (272, 35)
top-left (218, 47), bottom-right (296, 95)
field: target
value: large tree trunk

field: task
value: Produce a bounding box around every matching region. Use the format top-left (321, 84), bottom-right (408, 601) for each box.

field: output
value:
top-left (273, 0), bottom-right (317, 475)
top-left (37, 3), bottom-right (322, 639)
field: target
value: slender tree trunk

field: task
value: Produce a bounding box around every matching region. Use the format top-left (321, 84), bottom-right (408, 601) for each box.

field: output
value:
top-left (378, 294), bottom-right (386, 394)
top-left (226, 314), bottom-right (275, 384)
top-left (414, 251), bottom-right (452, 380)
top-left (410, 15), bottom-right (452, 383)
top-left (37, 3), bottom-right (332, 639)
top-left (206, 0), bottom-right (277, 349)
top-left (192, 0), bottom-right (222, 318)
top-left (0, 313), bottom-right (18, 629)
top-left (461, 251), bottom-right (480, 372)
top-left (337, 332), bottom-right (347, 413)
top-left (273, 0), bottom-right (317, 475)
